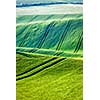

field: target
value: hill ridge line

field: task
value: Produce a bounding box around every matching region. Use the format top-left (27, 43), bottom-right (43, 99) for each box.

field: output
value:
top-left (16, 17), bottom-right (82, 26)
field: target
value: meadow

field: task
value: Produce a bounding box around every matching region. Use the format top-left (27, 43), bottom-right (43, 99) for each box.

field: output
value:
top-left (16, 14), bottom-right (83, 53)
top-left (16, 52), bottom-right (83, 100)
top-left (16, 13), bottom-right (83, 100)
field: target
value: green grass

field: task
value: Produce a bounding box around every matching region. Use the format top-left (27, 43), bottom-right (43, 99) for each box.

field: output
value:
top-left (16, 14), bottom-right (83, 53)
top-left (16, 52), bottom-right (53, 76)
top-left (16, 53), bottom-right (83, 100)
top-left (16, 14), bottom-right (82, 24)
top-left (16, 14), bottom-right (83, 100)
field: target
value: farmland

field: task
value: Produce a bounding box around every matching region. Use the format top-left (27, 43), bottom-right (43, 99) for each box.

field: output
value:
top-left (16, 8), bottom-right (83, 100)
top-left (16, 52), bottom-right (83, 100)
top-left (16, 14), bottom-right (83, 54)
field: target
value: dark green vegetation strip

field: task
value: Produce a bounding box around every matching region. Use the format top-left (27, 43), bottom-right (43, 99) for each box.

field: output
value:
top-left (74, 32), bottom-right (83, 53)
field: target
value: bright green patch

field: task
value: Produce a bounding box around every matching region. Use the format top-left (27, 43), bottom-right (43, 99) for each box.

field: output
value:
top-left (16, 53), bottom-right (83, 100)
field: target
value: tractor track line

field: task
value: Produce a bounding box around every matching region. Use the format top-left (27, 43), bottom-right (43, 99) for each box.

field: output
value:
top-left (16, 25), bottom-right (28, 37)
top-left (74, 32), bottom-right (83, 53)
top-left (16, 57), bottom-right (65, 81)
top-left (76, 35), bottom-right (83, 53)
top-left (16, 57), bottom-right (57, 76)
top-left (40, 22), bottom-right (56, 48)
top-left (54, 51), bottom-right (63, 56)
top-left (29, 15), bottom-right (38, 22)
top-left (18, 25), bottom-right (33, 47)
top-left (46, 15), bottom-right (53, 20)
top-left (37, 21), bottom-right (56, 48)
top-left (35, 24), bottom-right (50, 48)
top-left (56, 20), bottom-right (71, 51)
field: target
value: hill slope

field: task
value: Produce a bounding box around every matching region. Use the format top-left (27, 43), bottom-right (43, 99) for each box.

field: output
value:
top-left (16, 14), bottom-right (83, 56)
top-left (16, 53), bottom-right (83, 100)
top-left (16, 14), bottom-right (83, 100)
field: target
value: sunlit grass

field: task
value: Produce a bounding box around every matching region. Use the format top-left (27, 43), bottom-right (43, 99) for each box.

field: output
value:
top-left (16, 53), bottom-right (83, 100)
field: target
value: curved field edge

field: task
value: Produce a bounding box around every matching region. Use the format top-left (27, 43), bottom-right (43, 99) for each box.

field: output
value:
top-left (16, 14), bottom-right (82, 24)
top-left (16, 47), bottom-right (83, 58)
top-left (16, 53), bottom-right (83, 100)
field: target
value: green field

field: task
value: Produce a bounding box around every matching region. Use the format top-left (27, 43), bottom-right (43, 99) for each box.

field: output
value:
top-left (16, 14), bottom-right (83, 100)
top-left (16, 52), bottom-right (83, 100)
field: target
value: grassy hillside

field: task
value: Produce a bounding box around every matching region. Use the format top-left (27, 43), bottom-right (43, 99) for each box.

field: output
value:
top-left (16, 14), bottom-right (83, 55)
top-left (16, 53), bottom-right (83, 100)
top-left (16, 14), bottom-right (83, 100)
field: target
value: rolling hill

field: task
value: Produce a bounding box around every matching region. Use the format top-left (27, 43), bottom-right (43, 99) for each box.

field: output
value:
top-left (16, 52), bottom-right (83, 100)
top-left (16, 12), bottom-right (83, 100)
top-left (16, 14), bottom-right (83, 57)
